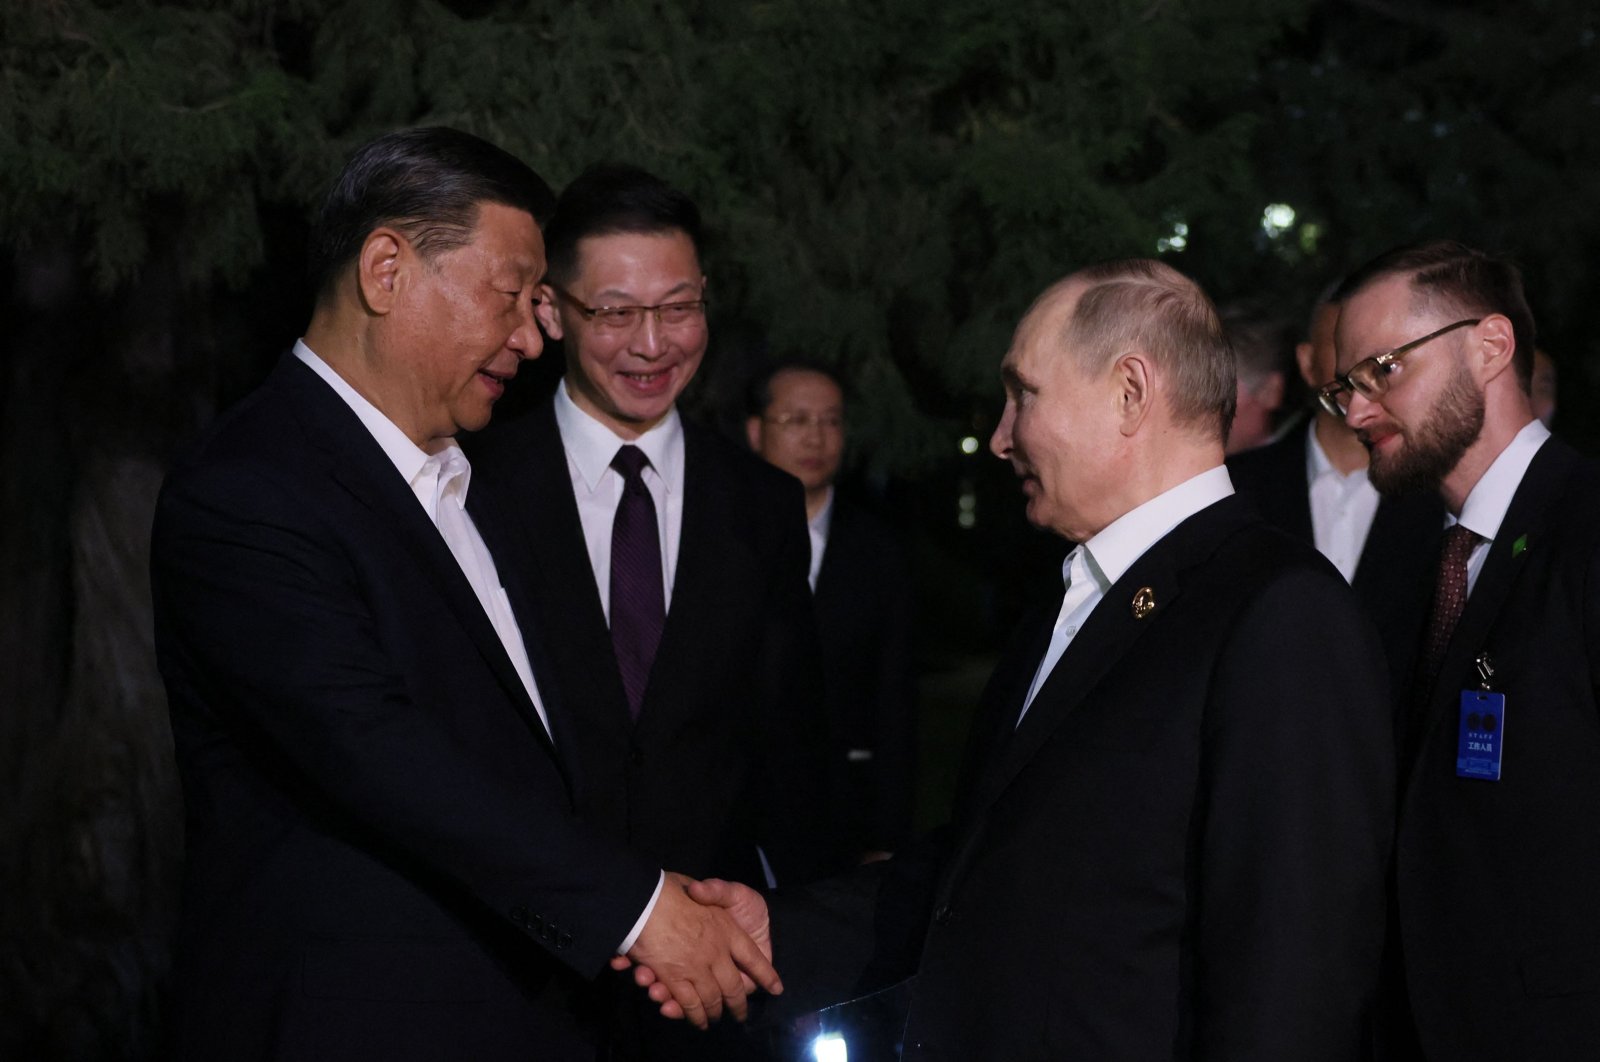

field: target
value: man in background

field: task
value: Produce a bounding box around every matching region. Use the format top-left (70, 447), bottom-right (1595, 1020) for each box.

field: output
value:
top-left (1329, 239), bottom-right (1600, 1061)
top-left (467, 163), bottom-right (830, 1059)
top-left (747, 362), bottom-right (918, 862)
top-left (1220, 300), bottom-right (1291, 453)
top-left (1229, 286), bottom-right (1442, 688)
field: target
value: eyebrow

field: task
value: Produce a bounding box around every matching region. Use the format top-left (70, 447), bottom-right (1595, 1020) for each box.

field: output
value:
top-left (1001, 364), bottom-right (1031, 392)
top-left (591, 280), bottom-right (703, 303)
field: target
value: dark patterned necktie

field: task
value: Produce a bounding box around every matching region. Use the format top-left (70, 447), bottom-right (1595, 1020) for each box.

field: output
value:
top-left (1417, 524), bottom-right (1481, 692)
top-left (609, 445), bottom-right (665, 719)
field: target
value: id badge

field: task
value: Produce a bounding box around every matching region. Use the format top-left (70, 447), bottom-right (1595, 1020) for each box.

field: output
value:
top-left (1456, 690), bottom-right (1506, 781)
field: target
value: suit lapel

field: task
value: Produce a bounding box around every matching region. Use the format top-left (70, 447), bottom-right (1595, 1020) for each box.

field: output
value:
top-left (278, 356), bottom-right (557, 757)
top-left (637, 423), bottom-right (728, 733)
top-left (469, 400), bottom-right (631, 760)
top-left (938, 496), bottom-right (1250, 905)
top-left (967, 497), bottom-right (1250, 825)
top-left (1409, 439), bottom-right (1572, 762)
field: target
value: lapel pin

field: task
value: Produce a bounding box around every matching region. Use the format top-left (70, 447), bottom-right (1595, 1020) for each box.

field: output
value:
top-left (1131, 586), bottom-right (1156, 619)
top-left (1512, 534), bottom-right (1528, 558)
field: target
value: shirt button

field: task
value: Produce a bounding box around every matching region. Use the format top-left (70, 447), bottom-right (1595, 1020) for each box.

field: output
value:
top-left (1065, 626), bottom-right (1078, 636)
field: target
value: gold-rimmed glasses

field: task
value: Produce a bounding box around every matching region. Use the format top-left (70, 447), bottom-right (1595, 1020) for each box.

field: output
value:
top-left (549, 285), bottom-right (708, 332)
top-left (1317, 318), bottom-right (1481, 417)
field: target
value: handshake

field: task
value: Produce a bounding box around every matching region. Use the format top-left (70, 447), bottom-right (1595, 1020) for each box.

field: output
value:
top-left (613, 873), bottom-right (780, 1030)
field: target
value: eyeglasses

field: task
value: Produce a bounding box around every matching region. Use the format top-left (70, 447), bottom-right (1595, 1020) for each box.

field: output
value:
top-left (1316, 318), bottom-right (1481, 417)
top-left (550, 285), bottom-right (708, 332)
top-left (764, 412), bottom-right (845, 433)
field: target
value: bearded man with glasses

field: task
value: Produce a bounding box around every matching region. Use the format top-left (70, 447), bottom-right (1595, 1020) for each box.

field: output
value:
top-left (466, 163), bottom-right (832, 1061)
top-left (1330, 239), bottom-right (1600, 1062)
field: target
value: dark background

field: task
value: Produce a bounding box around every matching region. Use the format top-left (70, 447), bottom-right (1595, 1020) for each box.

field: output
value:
top-left (4, 1), bottom-right (1598, 1057)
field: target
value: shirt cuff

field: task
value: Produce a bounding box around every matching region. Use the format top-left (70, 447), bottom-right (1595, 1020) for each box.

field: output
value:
top-left (618, 870), bottom-right (666, 955)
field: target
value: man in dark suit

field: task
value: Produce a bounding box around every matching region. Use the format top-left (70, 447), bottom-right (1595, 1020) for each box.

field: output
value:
top-left (680, 258), bottom-right (1396, 1059)
top-left (151, 129), bottom-right (778, 1061)
top-left (465, 164), bottom-right (830, 1056)
top-left (746, 362), bottom-right (918, 861)
top-left (1229, 290), bottom-right (1443, 689)
top-left (1328, 239), bottom-right (1600, 1061)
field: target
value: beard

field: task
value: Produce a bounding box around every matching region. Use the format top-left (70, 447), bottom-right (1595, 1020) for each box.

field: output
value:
top-left (1364, 361), bottom-right (1485, 496)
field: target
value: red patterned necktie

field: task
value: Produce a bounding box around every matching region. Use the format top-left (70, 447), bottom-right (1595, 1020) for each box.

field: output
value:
top-left (1417, 524), bottom-right (1481, 690)
top-left (609, 445), bottom-right (664, 719)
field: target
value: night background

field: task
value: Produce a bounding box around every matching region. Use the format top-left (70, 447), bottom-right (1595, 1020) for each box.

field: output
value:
top-left (3, 0), bottom-right (1598, 1057)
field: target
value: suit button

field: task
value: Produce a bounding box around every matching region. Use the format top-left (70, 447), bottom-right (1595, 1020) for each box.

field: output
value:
top-left (932, 905), bottom-right (953, 926)
top-left (509, 905), bottom-right (529, 927)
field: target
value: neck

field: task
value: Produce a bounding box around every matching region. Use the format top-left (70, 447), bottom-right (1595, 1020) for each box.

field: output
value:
top-left (1312, 410), bottom-right (1369, 475)
top-left (1440, 412), bottom-right (1534, 516)
top-left (1092, 439), bottom-right (1222, 537)
top-left (804, 485), bottom-right (831, 522)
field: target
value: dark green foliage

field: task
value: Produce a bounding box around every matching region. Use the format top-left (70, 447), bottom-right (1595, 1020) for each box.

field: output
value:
top-left (4, 3), bottom-right (1598, 1058)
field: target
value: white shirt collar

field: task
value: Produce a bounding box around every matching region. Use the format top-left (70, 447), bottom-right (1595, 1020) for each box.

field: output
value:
top-left (1452, 419), bottom-right (1551, 542)
top-left (809, 485), bottom-right (836, 538)
top-left (1304, 417), bottom-right (1366, 484)
top-left (1078, 465), bottom-right (1235, 591)
top-left (553, 377), bottom-right (684, 495)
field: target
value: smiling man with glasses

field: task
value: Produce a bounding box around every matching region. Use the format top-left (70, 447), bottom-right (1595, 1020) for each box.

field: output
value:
top-left (1332, 239), bottom-right (1600, 1062)
top-left (466, 163), bottom-right (832, 1061)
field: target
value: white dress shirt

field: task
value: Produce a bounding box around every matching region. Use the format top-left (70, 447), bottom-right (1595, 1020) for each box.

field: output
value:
top-left (1305, 420), bottom-right (1382, 583)
top-left (295, 342), bottom-right (662, 954)
top-left (552, 379), bottom-right (684, 621)
top-left (807, 487), bottom-right (835, 591)
top-left (1020, 466), bottom-right (1235, 722)
top-left (1452, 418), bottom-right (1551, 596)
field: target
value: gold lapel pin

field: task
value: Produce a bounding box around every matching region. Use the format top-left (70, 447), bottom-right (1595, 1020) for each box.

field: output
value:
top-left (1131, 586), bottom-right (1156, 619)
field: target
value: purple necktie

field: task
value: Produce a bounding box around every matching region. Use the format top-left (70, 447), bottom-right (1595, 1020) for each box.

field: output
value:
top-left (609, 445), bottom-right (664, 718)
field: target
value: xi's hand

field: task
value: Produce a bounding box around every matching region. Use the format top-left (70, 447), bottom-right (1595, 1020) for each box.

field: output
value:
top-left (623, 872), bottom-right (782, 1029)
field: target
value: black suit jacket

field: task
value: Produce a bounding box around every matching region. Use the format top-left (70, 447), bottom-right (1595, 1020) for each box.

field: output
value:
top-left (813, 498), bottom-right (918, 855)
top-left (1396, 436), bottom-right (1600, 1061)
top-left (779, 495), bottom-right (1396, 1060)
top-left (466, 397), bottom-right (832, 888)
top-left (151, 356), bottom-right (659, 1061)
top-left (1228, 420), bottom-right (1443, 691)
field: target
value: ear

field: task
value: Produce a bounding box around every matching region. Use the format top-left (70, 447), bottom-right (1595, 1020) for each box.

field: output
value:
top-left (534, 282), bottom-right (565, 340)
top-left (1294, 340), bottom-right (1318, 388)
top-left (1473, 314), bottom-right (1517, 384)
top-left (356, 229), bottom-right (405, 315)
top-left (745, 415), bottom-right (764, 453)
top-left (1111, 352), bottom-right (1154, 437)
top-left (1257, 370), bottom-right (1286, 412)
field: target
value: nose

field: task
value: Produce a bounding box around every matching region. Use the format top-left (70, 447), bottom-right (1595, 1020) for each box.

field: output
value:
top-left (1343, 388), bottom-right (1379, 429)
top-left (990, 401), bottom-right (1015, 460)
top-left (510, 295), bottom-right (543, 361)
top-left (630, 312), bottom-right (666, 360)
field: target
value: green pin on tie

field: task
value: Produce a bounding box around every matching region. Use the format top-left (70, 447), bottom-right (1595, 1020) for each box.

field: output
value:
top-left (1512, 534), bottom-right (1528, 558)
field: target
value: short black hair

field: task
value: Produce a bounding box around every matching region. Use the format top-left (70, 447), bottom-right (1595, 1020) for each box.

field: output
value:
top-left (307, 126), bottom-right (555, 303)
top-left (543, 163), bottom-right (703, 286)
top-left (1335, 239), bottom-right (1536, 391)
top-left (745, 360), bottom-right (845, 419)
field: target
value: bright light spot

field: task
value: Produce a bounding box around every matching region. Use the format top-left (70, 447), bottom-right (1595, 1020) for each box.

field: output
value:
top-left (958, 510), bottom-right (977, 529)
top-left (1261, 203), bottom-right (1296, 238)
top-left (958, 493), bottom-right (976, 512)
top-left (959, 435), bottom-right (980, 455)
top-left (812, 1032), bottom-right (848, 1062)
top-left (1156, 219), bottom-right (1189, 254)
